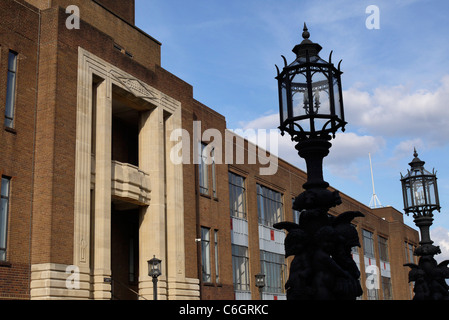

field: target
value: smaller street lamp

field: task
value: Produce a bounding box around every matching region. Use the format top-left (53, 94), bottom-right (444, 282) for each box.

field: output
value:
top-left (401, 149), bottom-right (440, 255)
top-left (401, 149), bottom-right (449, 300)
top-left (148, 255), bottom-right (162, 300)
top-left (255, 273), bottom-right (266, 300)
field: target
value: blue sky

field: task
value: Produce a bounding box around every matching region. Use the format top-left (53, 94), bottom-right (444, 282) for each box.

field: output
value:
top-left (135, 0), bottom-right (449, 261)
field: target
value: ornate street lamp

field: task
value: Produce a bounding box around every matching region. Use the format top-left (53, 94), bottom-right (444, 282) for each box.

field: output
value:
top-left (255, 273), bottom-right (266, 300)
top-left (276, 23), bottom-right (346, 193)
top-left (401, 149), bottom-right (449, 300)
top-left (148, 255), bottom-right (162, 300)
top-left (274, 24), bottom-right (364, 300)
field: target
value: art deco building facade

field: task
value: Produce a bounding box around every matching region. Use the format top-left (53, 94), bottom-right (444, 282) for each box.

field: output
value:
top-left (0, 0), bottom-right (419, 300)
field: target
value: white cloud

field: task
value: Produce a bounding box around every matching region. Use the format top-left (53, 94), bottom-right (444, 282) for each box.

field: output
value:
top-left (344, 75), bottom-right (449, 144)
top-left (431, 227), bottom-right (449, 264)
top-left (239, 113), bottom-right (385, 178)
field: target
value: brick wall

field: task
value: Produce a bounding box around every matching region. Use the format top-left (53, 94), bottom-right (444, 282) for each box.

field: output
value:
top-left (0, 0), bottom-right (40, 300)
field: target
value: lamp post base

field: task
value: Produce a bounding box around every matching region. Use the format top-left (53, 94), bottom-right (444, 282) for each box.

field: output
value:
top-left (405, 216), bottom-right (449, 300)
top-left (274, 137), bottom-right (364, 300)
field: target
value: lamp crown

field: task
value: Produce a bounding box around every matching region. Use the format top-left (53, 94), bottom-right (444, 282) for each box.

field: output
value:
top-left (409, 148), bottom-right (425, 169)
top-left (292, 23), bottom-right (322, 58)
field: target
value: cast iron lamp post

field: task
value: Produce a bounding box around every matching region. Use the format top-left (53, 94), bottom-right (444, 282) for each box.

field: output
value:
top-left (274, 24), bottom-right (364, 300)
top-left (255, 273), bottom-right (266, 300)
top-left (148, 255), bottom-right (162, 300)
top-left (401, 149), bottom-right (449, 300)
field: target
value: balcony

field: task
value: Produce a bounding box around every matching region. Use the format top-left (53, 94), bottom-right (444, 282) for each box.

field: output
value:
top-left (91, 157), bottom-right (151, 206)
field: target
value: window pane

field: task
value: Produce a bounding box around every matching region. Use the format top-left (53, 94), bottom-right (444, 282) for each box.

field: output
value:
top-left (0, 198), bottom-right (8, 250)
top-left (257, 184), bottom-right (283, 227)
top-left (1, 178), bottom-right (10, 196)
top-left (5, 72), bottom-right (16, 121)
top-left (232, 245), bottom-right (250, 291)
top-left (229, 172), bottom-right (246, 219)
top-left (260, 250), bottom-right (286, 294)
top-left (8, 51), bottom-right (18, 72)
top-left (215, 231), bottom-right (219, 283)
top-left (5, 52), bottom-right (17, 128)
top-left (199, 143), bottom-right (209, 194)
top-left (201, 227), bottom-right (211, 282)
top-left (363, 230), bottom-right (375, 258)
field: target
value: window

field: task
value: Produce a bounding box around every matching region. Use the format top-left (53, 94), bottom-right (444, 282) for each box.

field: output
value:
top-left (381, 276), bottom-right (393, 300)
top-left (214, 230), bottom-right (219, 283)
top-left (201, 227), bottom-right (211, 282)
top-left (367, 287), bottom-right (379, 300)
top-left (232, 245), bottom-right (250, 292)
top-left (229, 172), bottom-right (246, 219)
top-left (257, 184), bottom-right (283, 228)
top-left (0, 177), bottom-right (11, 261)
top-left (292, 198), bottom-right (302, 224)
top-left (5, 51), bottom-right (18, 128)
top-left (378, 236), bottom-right (389, 262)
top-left (362, 230), bottom-right (375, 258)
top-left (405, 242), bottom-right (415, 263)
top-left (211, 148), bottom-right (217, 198)
top-left (260, 250), bottom-right (286, 294)
top-left (198, 143), bottom-right (209, 195)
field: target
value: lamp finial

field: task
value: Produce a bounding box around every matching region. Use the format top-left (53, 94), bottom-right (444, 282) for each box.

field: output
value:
top-left (303, 23), bottom-right (310, 40)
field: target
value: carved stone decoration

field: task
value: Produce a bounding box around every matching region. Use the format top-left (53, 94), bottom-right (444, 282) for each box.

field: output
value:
top-left (109, 70), bottom-right (157, 100)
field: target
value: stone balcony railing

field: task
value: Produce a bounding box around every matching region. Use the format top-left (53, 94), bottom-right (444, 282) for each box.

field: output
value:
top-left (91, 157), bottom-right (151, 206)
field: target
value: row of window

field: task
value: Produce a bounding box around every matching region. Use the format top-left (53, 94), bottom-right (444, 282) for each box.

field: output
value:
top-left (362, 229), bottom-right (389, 261)
top-left (229, 171), bottom-right (285, 228)
top-left (229, 171), bottom-right (286, 296)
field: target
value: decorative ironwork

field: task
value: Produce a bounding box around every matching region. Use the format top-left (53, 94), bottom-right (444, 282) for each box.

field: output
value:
top-left (274, 24), bottom-right (364, 300)
top-left (401, 150), bottom-right (449, 300)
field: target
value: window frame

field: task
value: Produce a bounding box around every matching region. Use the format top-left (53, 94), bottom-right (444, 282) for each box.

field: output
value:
top-left (231, 244), bottom-right (250, 292)
top-left (257, 184), bottom-right (283, 228)
top-left (198, 142), bottom-right (209, 195)
top-left (201, 227), bottom-right (211, 283)
top-left (229, 172), bottom-right (247, 219)
top-left (362, 229), bottom-right (375, 258)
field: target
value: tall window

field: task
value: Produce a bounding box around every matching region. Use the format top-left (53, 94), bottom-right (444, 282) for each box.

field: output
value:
top-left (405, 242), bottom-right (415, 264)
top-left (5, 51), bottom-right (18, 128)
top-left (292, 198), bottom-right (302, 224)
top-left (211, 148), bottom-right (217, 198)
top-left (381, 276), bottom-right (393, 300)
top-left (362, 230), bottom-right (375, 258)
top-left (232, 245), bottom-right (250, 292)
top-left (201, 227), bottom-right (211, 282)
top-left (260, 250), bottom-right (286, 294)
top-left (229, 172), bottom-right (246, 219)
top-left (198, 143), bottom-right (209, 195)
top-left (0, 177), bottom-right (11, 261)
top-left (214, 230), bottom-right (219, 283)
top-left (257, 184), bottom-right (283, 228)
top-left (378, 236), bottom-right (389, 262)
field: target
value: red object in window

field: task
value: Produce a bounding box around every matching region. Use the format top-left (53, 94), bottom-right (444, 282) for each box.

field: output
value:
top-left (270, 230), bottom-right (275, 241)
top-left (230, 218), bottom-right (233, 230)
top-left (274, 295), bottom-right (278, 300)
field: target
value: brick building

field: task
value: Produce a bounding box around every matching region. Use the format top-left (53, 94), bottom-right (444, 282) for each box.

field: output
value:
top-left (0, 0), bottom-right (419, 300)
